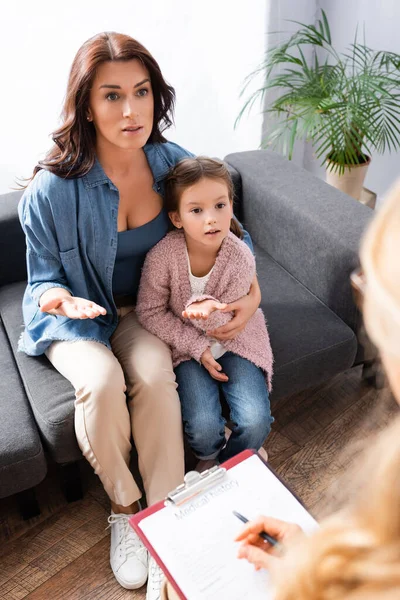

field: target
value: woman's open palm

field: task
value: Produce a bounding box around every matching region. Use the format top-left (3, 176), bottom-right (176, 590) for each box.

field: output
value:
top-left (40, 296), bottom-right (107, 319)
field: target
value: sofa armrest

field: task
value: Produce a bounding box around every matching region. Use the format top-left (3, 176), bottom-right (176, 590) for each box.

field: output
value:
top-left (224, 150), bottom-right (373, 333)
top-left (0, 190), bottom-right (26, 287)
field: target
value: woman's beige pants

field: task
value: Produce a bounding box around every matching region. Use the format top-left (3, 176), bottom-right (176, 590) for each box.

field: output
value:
top-left (46, 307), bottom-right (184, 507)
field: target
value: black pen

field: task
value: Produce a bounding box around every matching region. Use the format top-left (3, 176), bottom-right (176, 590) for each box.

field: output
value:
top-left (233, 510), bottom-right (278, 547)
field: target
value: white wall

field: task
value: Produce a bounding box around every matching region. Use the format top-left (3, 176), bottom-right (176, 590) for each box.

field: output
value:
top-left (0, 0), bottom-right (266, 194)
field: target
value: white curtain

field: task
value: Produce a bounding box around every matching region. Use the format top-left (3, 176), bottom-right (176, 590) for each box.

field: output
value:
top-left (260, 0), bottom-right (320, 170)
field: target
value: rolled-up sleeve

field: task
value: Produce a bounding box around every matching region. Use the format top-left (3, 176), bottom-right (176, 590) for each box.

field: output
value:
top-left (19, 188), bottom-right (73, 305)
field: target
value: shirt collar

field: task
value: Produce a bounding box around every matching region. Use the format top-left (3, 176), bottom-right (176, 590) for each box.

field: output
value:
top-left (82, 157), bottom-right (112, 189)
top-left (82, 142), bottom-right (169, 189)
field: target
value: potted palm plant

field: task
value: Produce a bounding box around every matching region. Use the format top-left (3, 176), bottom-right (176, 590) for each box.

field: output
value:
top-left (237, 10), bottom-right (400, 201)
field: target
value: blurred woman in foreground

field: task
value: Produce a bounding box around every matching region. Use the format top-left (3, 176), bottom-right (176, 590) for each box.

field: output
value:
top-left (161, 182), bottom-right (400, 599)
top-left (236, 181), bottom-right (400, 599)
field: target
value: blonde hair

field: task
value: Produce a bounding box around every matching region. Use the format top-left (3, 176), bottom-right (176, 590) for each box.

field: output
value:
top-left (360, 182), bottom-right (400, 361)
top-left (272, 183), bottom-right (400, 599)
top-left (273, 417), bottom-right (400, 599)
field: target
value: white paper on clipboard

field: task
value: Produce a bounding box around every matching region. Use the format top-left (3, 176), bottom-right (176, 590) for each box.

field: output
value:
top-left (138, 453), bottom-right (318, 600)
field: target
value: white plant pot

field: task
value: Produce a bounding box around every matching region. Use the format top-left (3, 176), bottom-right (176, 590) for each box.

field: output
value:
top-left (325, 157), bottom-right (371, 201)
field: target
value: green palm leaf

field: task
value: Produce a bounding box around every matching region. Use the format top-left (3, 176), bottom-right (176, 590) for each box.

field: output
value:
top-left (237, 9), bottom-right (400, 171)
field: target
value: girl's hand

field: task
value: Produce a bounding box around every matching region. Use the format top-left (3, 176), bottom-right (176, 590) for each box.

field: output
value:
top-left (40, 296), bottom-right (107, 319)
top-left (207, 276), bottom-right (261, 341)
top-left (183, 299), bottom-right (227, 320)
top-left (235, 516), bottom-right (304, 571)
top-left (200, 348), bottom-right (229, 382)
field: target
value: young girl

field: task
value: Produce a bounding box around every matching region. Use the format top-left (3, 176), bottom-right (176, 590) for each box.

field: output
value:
top-left (136, 157), bottom-right (274, 464)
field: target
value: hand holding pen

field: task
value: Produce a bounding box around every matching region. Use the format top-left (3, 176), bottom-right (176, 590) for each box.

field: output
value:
top-left (234, 513), bottom-right (304, 571)
top-left (233, 511), bottom-right (279, 546)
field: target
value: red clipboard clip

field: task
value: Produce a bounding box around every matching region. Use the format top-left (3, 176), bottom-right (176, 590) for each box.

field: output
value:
top-left (165, 466), bottom-right (227, 507)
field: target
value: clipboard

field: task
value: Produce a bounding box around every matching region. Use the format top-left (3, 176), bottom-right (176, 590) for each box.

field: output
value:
top-left (130, 449), bottom-right (317, 600)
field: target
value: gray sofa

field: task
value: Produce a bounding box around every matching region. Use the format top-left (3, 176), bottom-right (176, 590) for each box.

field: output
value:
top-left (0, 194), bottom-right (47, 518)
top-left (0, 149), bottom-right (372, 511)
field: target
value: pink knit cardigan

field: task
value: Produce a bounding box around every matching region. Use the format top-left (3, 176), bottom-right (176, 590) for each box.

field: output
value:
top-left (136, 230), bottom-right (273, 390)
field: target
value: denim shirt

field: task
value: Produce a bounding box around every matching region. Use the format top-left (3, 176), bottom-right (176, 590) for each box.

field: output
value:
top-left (18, 141), bottom-right (253, 356)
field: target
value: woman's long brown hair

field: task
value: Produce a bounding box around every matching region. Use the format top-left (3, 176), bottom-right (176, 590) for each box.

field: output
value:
top-left (26, 32), bottom-right (175, 184)
top-left (164, 157), bottom-right (243, 239)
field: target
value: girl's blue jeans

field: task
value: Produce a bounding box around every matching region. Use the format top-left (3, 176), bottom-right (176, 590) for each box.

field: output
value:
top-left (174, 352), bottom-right (273, 462)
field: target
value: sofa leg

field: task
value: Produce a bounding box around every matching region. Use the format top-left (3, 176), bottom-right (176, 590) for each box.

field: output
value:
top-left (17, 487), bottom-right (41, 520)
top-left (59, 461), bottom-right (83, 503)
top-left (362, 359), bottom-right (385, 389)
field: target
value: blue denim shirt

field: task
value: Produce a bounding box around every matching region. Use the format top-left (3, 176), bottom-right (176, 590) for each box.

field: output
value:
top-left (19, 141), bottom-right (253, 356)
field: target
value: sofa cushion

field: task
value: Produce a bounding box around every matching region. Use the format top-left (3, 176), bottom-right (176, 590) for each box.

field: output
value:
top-left (0, 318), bottom-right (47, 497)
top-left (254, 243), bottom-right (357, 399)
top-left (0, 282), bottom-right (80, 464)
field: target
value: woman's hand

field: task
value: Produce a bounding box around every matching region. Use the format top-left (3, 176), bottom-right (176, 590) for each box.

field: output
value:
top-left (40, 295), bottom-right (107, 319)
top-left (235, 516), bottom-right (304, 571)
top-left (200, 348), bottom-right (229, 382)
top-left (182, 299), bottom-right (227, 320)
top-left (207, 275), bottom-right (261, 341)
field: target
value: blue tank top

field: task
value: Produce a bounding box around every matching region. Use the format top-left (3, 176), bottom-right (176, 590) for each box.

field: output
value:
top-left (112, 209), bottom-right (170, 301)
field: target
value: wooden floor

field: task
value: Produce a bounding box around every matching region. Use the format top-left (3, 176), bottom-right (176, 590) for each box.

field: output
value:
top-left (0, 365), bottom-right (398, 600)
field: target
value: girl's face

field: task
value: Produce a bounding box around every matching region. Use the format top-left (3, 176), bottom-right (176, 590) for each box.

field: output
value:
top-left (88, 59), bottom-right (154, 152)
top-left (169, 177), bottom-right (233, 248)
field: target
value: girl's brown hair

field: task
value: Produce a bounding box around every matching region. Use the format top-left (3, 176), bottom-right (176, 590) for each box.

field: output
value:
top-left (164, 156), bottom-right (243, 239)
top-left (28, 32), bottom-right (175, 182)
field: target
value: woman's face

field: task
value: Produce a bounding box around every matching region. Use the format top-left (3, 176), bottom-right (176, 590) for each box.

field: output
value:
top-left (88, 59), bottom-right (154, 151)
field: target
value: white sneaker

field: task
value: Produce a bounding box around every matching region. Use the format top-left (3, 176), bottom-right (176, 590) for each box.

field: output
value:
top-left (108, 511), bottom-right (148, 589)
top-left (146, 556), bottom-right (165, 600)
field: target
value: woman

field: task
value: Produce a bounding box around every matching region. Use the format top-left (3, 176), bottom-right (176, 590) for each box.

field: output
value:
top-left (19, 32), bottom-right (261, 599)
top-left (234, 182), bottom-right (400, 599)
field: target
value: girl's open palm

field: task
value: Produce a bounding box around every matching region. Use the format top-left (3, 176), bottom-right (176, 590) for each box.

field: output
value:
top-left (40, 296), bottom-right (107, 319)
top-left (182, 299), bottom-right (227, 320)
